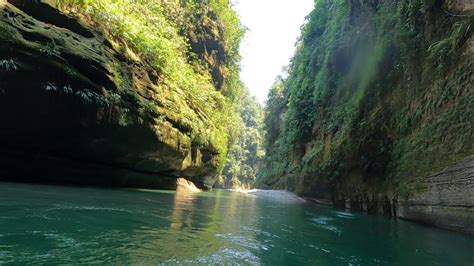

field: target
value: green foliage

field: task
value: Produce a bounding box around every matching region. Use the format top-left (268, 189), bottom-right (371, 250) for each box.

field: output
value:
top-left (258, 0), bottom-right (473, 197)
top-left (0, 19), bottom-right (16, 40)
top-left (263, 77), bottom-right (286, 146)
top-left (40, 41), bottom-right (61, 57)
top-left (55, 0), bottom-right (246, 172)
top-left (218, 89), bottom-right (265, 189)
top-left (428, 20), bottom-right (471, 72)
top-left (0, 59), bottom-right (18, 72)
top-left (209, 0), bottom-right (246, 62)
top-left (44, 83), bottom-right (122, 107)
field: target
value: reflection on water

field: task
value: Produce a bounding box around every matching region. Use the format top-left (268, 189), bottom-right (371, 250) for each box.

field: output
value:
top-left (124, 187), bottom-right (262, 264)
top-left (0, 183), bottom-right (473, 265)
top-left (170, 185), bottom-right (198, 230)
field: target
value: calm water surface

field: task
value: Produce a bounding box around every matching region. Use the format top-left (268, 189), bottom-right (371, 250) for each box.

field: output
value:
top-left (0, 182), bottom-right (472, 265)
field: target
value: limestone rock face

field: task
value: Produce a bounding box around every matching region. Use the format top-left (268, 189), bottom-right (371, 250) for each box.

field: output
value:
top-left (258, 0), bottom-right (473, 233)
top-left (0, 0), bottom-right (223, 189)
top-left (398, 156), bottom-right (474, 234)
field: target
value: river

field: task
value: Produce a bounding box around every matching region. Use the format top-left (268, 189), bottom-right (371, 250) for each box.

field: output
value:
top-left (0, 183), bottom-right (472, 265)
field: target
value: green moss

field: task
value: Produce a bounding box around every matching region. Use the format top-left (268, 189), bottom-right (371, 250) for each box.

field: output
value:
top-left (258, 0), bottom-right (473, 197)
top-left (0, 23), bottom-right (16, 41)
top-left (428, 20), bottom-right (472, 73)
top-left (53, 0), bottom-right (247, 173)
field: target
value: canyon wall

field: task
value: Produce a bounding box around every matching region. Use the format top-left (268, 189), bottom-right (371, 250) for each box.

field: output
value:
top-left (0, 0), bottom-right (243, 189)
top-left (259, 0), bottom-right (473, 233)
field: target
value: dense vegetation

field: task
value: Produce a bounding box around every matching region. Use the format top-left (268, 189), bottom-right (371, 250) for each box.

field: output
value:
top-left (54, 0), bottom-right (262, 175)
top-left (216, 89), bottom-right (265, 189)
top-left (257, 0), bottom-right (473, 198)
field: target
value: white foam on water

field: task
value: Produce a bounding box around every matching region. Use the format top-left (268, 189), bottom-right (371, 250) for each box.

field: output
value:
top-left (231, 189), bottom-right (306, 204)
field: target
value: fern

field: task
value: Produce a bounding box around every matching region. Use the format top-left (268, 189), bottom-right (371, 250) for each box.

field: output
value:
top-left (428, 21), bottom-right (471, 72)
top-left (0, 59), bottom-right (18, 71)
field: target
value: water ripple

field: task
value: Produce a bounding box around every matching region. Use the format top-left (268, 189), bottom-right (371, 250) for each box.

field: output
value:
top-left (334, 211), bottom-right (355, 219)
top-left (46, 204), bottom-right (135, 213)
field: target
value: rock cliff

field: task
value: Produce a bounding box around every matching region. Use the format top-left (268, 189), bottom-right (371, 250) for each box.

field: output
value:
top-left (398, 156), bottom-right (473, 234)
top-left (259, 0), bottom-right (473, 233)
top-left (0, 0), bottom-right (242, 189)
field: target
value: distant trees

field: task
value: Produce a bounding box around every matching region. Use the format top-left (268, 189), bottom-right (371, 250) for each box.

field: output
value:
top-left (218, 89), bottom-right (265, 189)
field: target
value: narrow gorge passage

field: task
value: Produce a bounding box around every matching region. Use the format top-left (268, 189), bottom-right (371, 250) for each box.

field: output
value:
top-left (0, 0), bottom-right (473, 264)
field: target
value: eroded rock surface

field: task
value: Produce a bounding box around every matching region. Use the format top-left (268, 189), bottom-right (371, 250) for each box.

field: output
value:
top-left (0, 0), bottom-right (224, 189)
top-left (398, 156), bottom-right (474, 234)
top-left (258, 0), bottom-right (473, 233)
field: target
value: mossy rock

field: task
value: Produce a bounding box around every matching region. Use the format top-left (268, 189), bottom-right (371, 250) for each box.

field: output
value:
top-left (0, 0), bottom-right (229, 188)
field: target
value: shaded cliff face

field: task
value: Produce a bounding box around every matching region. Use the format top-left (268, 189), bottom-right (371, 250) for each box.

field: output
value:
top-left (0, 0), bottom-right (243, 189)
top-left (258, 0), bottom-right (473, 231)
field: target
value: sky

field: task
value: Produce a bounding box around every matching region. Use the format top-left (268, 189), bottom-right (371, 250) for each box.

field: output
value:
top-left (234, 0), bottom-right (315, 104)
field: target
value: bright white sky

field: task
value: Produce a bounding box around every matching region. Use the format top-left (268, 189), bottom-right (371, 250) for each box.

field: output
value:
top-left (234, 0), bottom-right (315, 104)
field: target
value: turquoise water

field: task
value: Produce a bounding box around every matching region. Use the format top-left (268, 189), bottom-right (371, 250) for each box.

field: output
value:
top-left (0, 183), bottom-right (472, 265)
